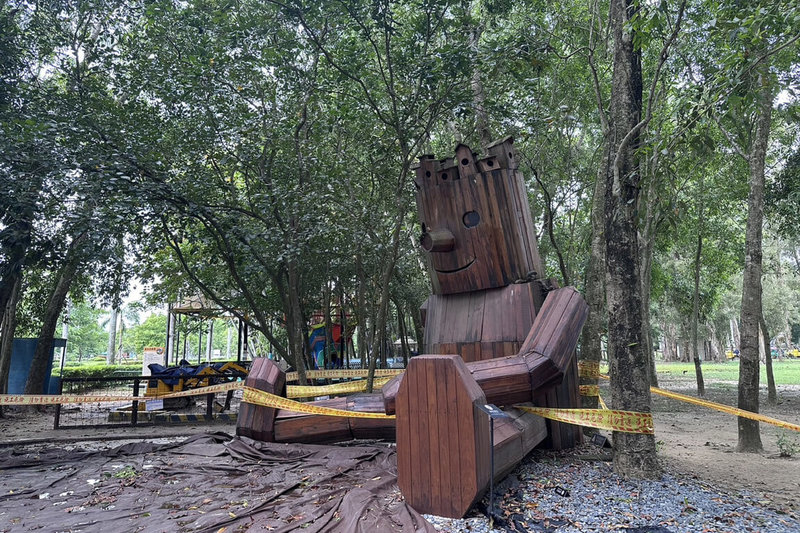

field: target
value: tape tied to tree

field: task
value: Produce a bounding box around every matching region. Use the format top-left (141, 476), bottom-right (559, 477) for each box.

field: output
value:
top-left (577, 360), bottom-right (600, 378)
top-left (598, 374), bottom-right (800, 433)
top-left (516, 405), bottom-right (655, 434)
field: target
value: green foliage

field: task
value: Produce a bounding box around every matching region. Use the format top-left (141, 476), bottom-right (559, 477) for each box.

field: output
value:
top-left (127, 313), bottom-right (168, 356)
top-left (768, 147), bottom-right (800, 240)
top-left (776, 431), bottom-right (800, 458)
top-left (57, 362), bottom-right (140, 379)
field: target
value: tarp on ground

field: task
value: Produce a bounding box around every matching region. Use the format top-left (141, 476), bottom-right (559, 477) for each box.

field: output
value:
top-left (0, 433), bottom-right (435, 532)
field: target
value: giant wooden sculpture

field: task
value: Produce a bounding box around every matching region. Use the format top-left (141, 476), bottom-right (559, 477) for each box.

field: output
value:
top-left (237, 138), bottom-right (588, 518)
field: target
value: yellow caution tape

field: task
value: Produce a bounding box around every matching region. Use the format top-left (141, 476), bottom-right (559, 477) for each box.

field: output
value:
top-left (286, 377), bottom-right (392, 398)
top-left (0, 393), bottom-right (140, 405)
top-left (598, 374), bottom-right (800, 433)
top-left (651, 385), bottom-right (800, 432)
top-left (286, 369), bottom-right (403, 381)
top-left (578, 361), bottom-right (600, 378)
top-left (598, 394), bottom-right (608, 410)
top-left (579, 385), bottom-right (599, 397)
top-left (242, 387), bottom-right (395, 419)
top-left (0, 381), bottom-right (245, 405)
top-left (160, 380), bottom-right (243, 398)
top-left (517, 405), bottom-right (654, 434)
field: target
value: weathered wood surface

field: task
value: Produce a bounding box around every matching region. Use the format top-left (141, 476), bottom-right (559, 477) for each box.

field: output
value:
top-left (397, 355), bottom-right (489, 518)
top-left (236, 358), bottom-right (285, 442)
top-left (240, 287), bottom-right (587, 447)
top-left (272, 394), bottom-right (395, 444)
top-left (422, 283), bottom-right (539, 363)
top-left (396, 355), bottom-right (547, 518)
top-left (415, 138), bottom-right (546, 296)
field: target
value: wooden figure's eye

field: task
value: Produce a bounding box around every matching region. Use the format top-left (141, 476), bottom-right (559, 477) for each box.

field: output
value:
top-left (462, 211), bottom-right (480, 228)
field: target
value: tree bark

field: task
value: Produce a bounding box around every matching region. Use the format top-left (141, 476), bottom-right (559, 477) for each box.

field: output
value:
top-left (366, 167), bottom-right (411, 392)
top-left (106, 306), bottom-right (118, 365)
top-left (639, 155), bottom-right (659, 387)
top-left (691, 174), bottom-right (705, 397)
top-left (604, 0), bottom-right (660, 478)
top-left (760, 317), bottom-right (777, 405)
top-left (730, 318), bottom-right (740, 352)
top-left (287, 258), bottom-right (308, 384)
top-left (25, 232), bottom-right (88, 395)
top-left (737, 65), bottom-right (772, 453)
top-left (0, 275), bottom-right (23, 417)
top-left (467, 11), bottom-right (491, 151)
top-left (579, 165), bottom-right (606, 415)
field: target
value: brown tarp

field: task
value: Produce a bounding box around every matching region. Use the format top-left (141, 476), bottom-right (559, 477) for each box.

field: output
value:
top-left (0, 433), bottom-right (436, 532)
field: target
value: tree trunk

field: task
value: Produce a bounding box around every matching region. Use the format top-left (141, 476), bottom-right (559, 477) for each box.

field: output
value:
top-left (760, 317), bottom-right (777, 405)
top-left (639, 159), bottom-right (659, 387)
top-left (367, 178), bottom-right (410, 392)
top-left (467, 12), bottom-right (491, 151)
top-left (106, 306), bottom-right (118, 365)
top-left (355, 250), bottom-right (368, 367)
top-left (730, 318), bottom-right (740, 352)
top-left (0, 276), bottom-right (23, 417)
top-left (286, 258), bottom-right (308, 384)
top-left (25, 233), bottom-right (87, 395)
top-left (395, 299), bottom-right (409, 367)
top-left (605, 0), bottom-right (659, 478)
top-left (579, 165), bottom-right (606, 415)
top-left (737, 65), bottom-right (772, 453)
top-left (691, 174), bottom-right (705, 397)
top-left (323, 280), bottom-right (334, 369)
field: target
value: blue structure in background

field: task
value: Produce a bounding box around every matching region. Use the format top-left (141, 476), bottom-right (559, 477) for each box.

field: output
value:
top-left (9, 338), bottom-right (66, 394)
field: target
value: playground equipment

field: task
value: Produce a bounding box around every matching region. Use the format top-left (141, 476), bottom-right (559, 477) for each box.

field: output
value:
top-left (307, 322), bottom-right (353, 369)
top-left (145, 360), bottom-right (248, 408)
top-left (237, 138), bottom-right (588, 518)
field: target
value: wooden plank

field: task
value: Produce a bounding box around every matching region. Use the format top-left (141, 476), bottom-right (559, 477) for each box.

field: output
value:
top-left (473, 172), bottom-right (506, 287)
top-left (444, 356), bottom-right (462, 517)
top-left (273, 397), bottom-right (352, 444)
top-left (381, 373), bottom-right (402, 414)
top-left (464, 173), bottom-right (499, 287)
top-left (413, 357), bottom-right (431, 511)
top-left (455, 144), bottom-right (480, 179)
top-left (396, 363), bottom-right (413, 503)
top-left (491, 417), bottom-right (522, 479)
top-left (426, 358), bottom-right (443, 514)
top-left (348, 393), bottom-right (396, 440)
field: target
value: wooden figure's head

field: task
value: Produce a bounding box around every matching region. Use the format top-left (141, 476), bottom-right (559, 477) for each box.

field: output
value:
top-left (414, 138), bottom-right (544, 295)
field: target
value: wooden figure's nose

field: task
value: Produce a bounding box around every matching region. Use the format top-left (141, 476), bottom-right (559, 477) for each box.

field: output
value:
top-left (420, 229), bottom-right (455, 252)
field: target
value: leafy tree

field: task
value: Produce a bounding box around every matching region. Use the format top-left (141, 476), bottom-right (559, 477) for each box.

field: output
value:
top-left (62, 302), bottom-right (106, 362)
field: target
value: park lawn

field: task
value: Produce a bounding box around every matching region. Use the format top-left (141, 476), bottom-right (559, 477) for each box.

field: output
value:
top-left (656, 360), bottom-right (800, 385)
top-left (599, 360), bottom-right (800, 385)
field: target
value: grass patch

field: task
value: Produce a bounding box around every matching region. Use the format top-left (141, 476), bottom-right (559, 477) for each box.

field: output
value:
top-left (599, 360), bottom-right (800, 385)
top-left (654, 361), bottom-right (800, 385)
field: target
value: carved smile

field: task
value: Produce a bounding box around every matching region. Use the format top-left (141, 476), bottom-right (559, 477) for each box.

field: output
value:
top-left (434, 258), bottom-right (475, 274)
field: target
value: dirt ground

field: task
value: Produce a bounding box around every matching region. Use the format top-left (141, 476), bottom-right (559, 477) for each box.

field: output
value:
top-left (647, 375), bottom-right (800, 513)
top-left (1, 372), bottom-right (799, 514)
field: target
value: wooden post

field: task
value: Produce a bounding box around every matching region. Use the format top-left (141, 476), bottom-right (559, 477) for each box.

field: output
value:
top-left (236, 358), bottom-right (285, 442)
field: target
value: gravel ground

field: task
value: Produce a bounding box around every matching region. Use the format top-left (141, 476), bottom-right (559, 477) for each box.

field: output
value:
top-left (424, 443), bottom-right (800, 533)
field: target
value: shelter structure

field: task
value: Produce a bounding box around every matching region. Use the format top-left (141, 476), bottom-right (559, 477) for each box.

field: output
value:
top-left (166, 295), bottom-right (250, 366)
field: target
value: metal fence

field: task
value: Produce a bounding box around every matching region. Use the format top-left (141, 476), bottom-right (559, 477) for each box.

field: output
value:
top-left (54, 374), bottom-right (246, 429)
